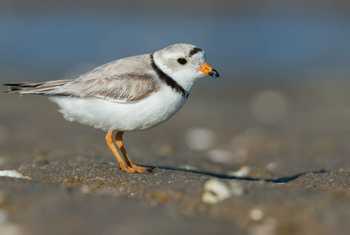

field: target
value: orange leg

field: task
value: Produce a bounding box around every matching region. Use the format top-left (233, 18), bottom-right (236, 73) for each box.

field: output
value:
top-left (105, 130), bottom-right (129, 172)
top-left (114, 131), bottom-right (151, 173)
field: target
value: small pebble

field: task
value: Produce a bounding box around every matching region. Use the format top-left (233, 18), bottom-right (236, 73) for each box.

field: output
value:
top-left (202, 179), bottom-right (231, 204)
top-left (186, 128), bottom-right (215, 151)
top-left (229, 166), bottom-right (251, 177)
top-left (0, 170), bottom-right (31, 180)
top-left (250, 208), bottom-right (265, 221)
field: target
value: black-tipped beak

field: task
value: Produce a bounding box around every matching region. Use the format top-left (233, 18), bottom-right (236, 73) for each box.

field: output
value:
top-left (209, 69), bottom-right (220, 79)
top-left (198, 63), bottom-right (220, 79)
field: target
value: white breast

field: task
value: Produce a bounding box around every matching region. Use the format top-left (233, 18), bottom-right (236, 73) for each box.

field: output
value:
top-left (50, 86), bottom-right (187, 131)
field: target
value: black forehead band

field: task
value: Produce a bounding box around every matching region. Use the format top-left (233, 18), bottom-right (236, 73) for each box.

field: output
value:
top-left (189, 47), bottom-right (203, 57)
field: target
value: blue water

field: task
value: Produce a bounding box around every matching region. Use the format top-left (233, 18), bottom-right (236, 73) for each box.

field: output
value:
top-left (1, 10), bottom-right (350, 77)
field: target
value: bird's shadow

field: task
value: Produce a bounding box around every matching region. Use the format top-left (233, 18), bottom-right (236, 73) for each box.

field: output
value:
top-left (141, 164), bottom-right (327, 184)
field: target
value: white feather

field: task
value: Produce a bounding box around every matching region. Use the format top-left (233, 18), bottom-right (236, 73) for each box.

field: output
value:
top-left (50, 85), bottom-right (187, 131)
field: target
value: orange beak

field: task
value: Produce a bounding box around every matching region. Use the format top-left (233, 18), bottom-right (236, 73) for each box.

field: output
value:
top-left (198, 63), bottom-right (220, 78)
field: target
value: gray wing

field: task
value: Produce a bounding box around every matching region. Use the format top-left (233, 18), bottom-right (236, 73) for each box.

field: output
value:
top-left (57, 73), bottom-right (159, 103)
top-left (4, 54), bottom-right (160, 103)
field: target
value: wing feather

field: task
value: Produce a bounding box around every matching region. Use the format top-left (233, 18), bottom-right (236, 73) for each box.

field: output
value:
top-left (59, 73), bottom-right (159, 102)
top-left (4, 54), bottom-right (160, 103)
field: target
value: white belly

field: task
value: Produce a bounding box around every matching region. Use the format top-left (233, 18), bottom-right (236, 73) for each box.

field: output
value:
top-left (50, 86), bottom-right (187, 131)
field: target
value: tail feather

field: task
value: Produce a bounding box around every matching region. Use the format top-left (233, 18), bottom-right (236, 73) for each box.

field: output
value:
top-left (3, 80), bottom-right (69, 95)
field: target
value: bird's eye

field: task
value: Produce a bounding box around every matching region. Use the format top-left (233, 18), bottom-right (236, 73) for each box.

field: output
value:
top-left (177, 58), bottom-right (187, 65)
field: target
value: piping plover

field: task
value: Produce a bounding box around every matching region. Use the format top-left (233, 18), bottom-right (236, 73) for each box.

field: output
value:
top-left (3, 43), bottom-right (219, 173)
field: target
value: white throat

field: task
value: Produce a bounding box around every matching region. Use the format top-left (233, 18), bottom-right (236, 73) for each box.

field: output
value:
top-left (152, 54), bottom-right (195, 92)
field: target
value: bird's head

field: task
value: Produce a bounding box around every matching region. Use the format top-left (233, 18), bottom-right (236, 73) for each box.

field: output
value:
top-left (152, 43), bottom-right (219, 91)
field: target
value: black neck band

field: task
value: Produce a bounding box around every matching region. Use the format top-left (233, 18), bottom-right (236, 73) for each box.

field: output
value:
top-left (150, 54), bottom-right (189, 99)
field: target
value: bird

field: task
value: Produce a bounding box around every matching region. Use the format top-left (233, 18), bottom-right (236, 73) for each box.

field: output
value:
top-left (3, 43), bottom-right (220, 174)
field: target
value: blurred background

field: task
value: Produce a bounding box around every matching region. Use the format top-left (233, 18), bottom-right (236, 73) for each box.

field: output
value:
top-left (2, 1), bottom-right (350, 235)
top-left (1, 0), bottom-right (350, 80)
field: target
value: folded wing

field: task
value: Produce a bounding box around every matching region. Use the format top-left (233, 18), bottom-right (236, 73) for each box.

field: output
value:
top-left (4, 73), bottom-right (159, 103)
top-left (58, 73), bottom-right (159, 102)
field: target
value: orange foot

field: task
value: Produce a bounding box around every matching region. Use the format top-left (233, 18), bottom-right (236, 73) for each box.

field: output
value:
top-left (120, 164), bottom-right (153, 174)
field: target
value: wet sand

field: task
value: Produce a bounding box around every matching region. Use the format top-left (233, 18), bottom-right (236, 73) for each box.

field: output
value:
top-left (1, 81), bottom-right (350, 235)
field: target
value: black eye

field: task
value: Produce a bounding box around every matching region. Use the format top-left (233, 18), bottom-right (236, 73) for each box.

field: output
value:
top-left (177, 58), bottom-right (187, 65)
